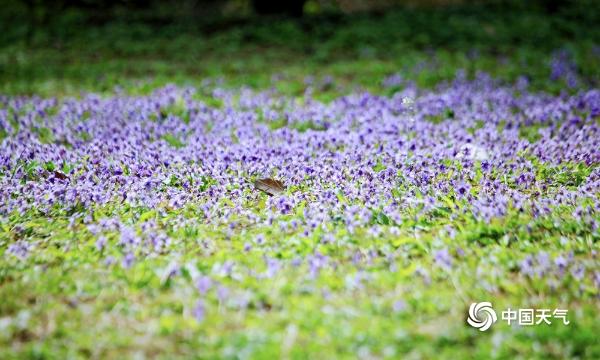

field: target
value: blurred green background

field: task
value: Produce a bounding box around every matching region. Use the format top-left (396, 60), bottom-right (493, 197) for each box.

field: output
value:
top-left (0, 0), bottom-right (598, 96)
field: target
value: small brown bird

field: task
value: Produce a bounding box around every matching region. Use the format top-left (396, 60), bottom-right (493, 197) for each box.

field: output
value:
top-left (53, 170), bottom-right (69, 181)
top-left (254, 178), bottom-right (285, 196)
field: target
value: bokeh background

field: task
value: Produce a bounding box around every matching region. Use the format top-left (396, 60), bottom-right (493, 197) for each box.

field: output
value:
top-left (0, 0), bottom-right (598, 96)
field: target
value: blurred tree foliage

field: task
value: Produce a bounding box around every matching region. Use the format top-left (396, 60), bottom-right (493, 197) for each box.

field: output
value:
top-left (1, 0), bottom-right (597, 96)
top-left (0, 0), bottom-right (597, 47)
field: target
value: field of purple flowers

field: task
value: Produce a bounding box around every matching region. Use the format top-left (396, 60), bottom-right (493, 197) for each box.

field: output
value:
top-left (1, 1), bottom-right (600, 356)
top-left (1, 67), bottom-right (599, 357)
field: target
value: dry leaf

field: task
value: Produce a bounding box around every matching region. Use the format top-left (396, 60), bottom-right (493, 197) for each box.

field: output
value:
top-left (254, 178), bottom-right (285, 196)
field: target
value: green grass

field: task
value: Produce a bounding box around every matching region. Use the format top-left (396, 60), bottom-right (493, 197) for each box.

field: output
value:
top-left (1, 198), bottom-right (598, 358)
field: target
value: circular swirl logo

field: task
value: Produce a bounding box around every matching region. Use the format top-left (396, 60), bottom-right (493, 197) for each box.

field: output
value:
top-left (467, 302), bottom-right (497, 331)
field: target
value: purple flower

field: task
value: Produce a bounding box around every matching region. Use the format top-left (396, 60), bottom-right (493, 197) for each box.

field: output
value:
top-left (161, 261), bottom-right (180, 282)
top-left (433, 248), bottom-right (453, 270)
top-left (95, 236), bottom-right (107, 251)
top-left (554, 255), bottom-right (569, 271)
top-left (119, 226), bottom-right (139, 248)
top-left (217, 286), bottom-right (229, 304)
top-left (520, 256), bottom-right (535, 277)
top-left (122, 253), bottom-right (135, 269)
top-left (392, 300), bottom-right (407, 313)
top-left (193, 300), bottom-right (206, 322)
top-left (7, 241), bottom-right (32, 260)
top-left (196, 275), bottom-right (213, 295)
top-left (571, 265), bottom-right (585, 281)
top-left (264, 257), bottom-right (281, 278)
top-left (593, 272), bottom-right (600, 290)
